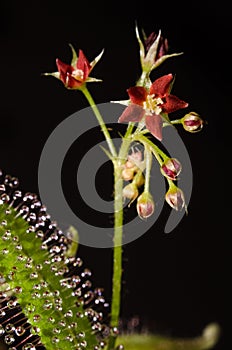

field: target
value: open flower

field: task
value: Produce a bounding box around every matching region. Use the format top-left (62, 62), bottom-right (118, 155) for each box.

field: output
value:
top-left (118, 74), bottom-right (188, 141)
top-left (45, 44), bottom-right (104, 89)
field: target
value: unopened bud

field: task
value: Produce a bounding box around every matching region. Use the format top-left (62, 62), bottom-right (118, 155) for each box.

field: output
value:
top-left (121, 168), bottom-right (135, 181)
top-left (136, 191), bottom-right (155, 219)
top-left (181, 112), bottom-right (204, 132)
top-left (161, 158), bottom-right (182, 181)
top-left (165, 186), bottom-right (185, 211)
top-left (132, 170), bottom-right (145, 188)
top-left (123, 183), bottom-right (139, 205)
top-left (128, 149), bottom-right (143, 165)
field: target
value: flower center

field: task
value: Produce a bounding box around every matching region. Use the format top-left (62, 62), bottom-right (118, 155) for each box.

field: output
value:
top-left (143, 94), bottom-right (163, 114)
top-left (72, 69), bottom-right (84, 81)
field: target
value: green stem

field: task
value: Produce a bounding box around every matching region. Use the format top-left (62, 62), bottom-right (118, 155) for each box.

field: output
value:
top-left (133, 134), bottom-right (168, 164)
top-left (144, 146), bottom-right (152, 193)
top-left (107, 124), bottom-right (134, 350)
top-left (82, 86), bottom-right (117, 157)
top-left (107, 164), bottom-right (123, 350)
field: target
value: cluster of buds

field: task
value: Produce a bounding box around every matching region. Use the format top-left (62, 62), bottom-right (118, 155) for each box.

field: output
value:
top-left (122, 148), bottom-right (145, 207)
top-left (122, 148), bottom-right (155, 220)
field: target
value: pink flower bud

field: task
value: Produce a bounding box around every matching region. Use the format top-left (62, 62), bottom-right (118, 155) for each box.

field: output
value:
top-left (182, 112), bottom-right (204, 132)
top-left (123, 183), bottom-right (139, 205)
top-left (160, 158), bottom-right (182, 181)
top-left (165, 186), bottom-right (185, 211)
top-left (136, 191), bottom-right (155, 219)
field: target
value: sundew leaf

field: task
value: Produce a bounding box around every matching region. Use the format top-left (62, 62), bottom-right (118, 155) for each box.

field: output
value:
top-left (0, 170), bottom-right (109, 350)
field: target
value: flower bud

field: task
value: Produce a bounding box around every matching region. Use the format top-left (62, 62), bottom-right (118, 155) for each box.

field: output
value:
top-left (160, 158), bottom-right (182, 181)
top-left (181, 112), bottom-right (204, 132)
top-left (132, 170), bottom-right (145, 188)
top-left (121, 168), bottom-right (135, 181)
top-left (136, 191), bottom-right (155, 219)
top-left (123, 183), bottom-right (139, 205)
top-left (165, 186), bottom-right (185, 211)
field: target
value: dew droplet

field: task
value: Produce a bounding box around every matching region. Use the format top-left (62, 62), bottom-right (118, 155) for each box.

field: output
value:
top-left (26, 303), bottom-right (36, 313)
top-left (1, 248), bottom-right (9, 255)
top-left (78, 331), bottom-right (85, 338)
top-left (40, 281), bottom-right (48, 288)
top-left (30, 272), bottom-right (38, 279)
top-left (52, 327), bottom-right (61, 334)
top-left (0, 324), bottom-right (5, 335)
top-left (30, 326), bottom-right (40, 335)
top-left (31, 292), bottom-right (41, 299)
top-left (35, 264), bottom-right (43, 270)
top-left (65, 335), bottom-right (73, 342)
top-left (53, 290), bottom-right (60, 297)
top-left (47, 316), bottom-right (55, 324)
top-left (22, 343), bottom-right (36, 350)
top-left (49, 245), bottom-right (61, 254)
top-left (15, 325), bottom-right (25, 336)
top-left (41, 243), bottom-right (48, 250)
top-left (58, 320), bottom-right (66, 327)
top-left (14, 286), bottom-right (22, 294)
top-left (33, 314), bottom-right (41, 322)
top-left (32, 284), bottom-right (41, 290)
top-left (80, 340), bottom-right (87, 348)
top-left (4, 334), bottom-right (15, 345)
top-left (43, 300), bottom-right (53, 310)
top-left (17, 254), bottom-right (26, 261)
top-left (115, 345), bottom-right (124, 350)
top-left (36, 230), bottom-right (44, 239)
top-left (7, 300), bottom-right (18, 308)
top-left (52, 336), bottom-right (60, 344)
top-left (64, 310), bottom-right (73, 318)
top-left (0, 194), bottom-right (10, 204)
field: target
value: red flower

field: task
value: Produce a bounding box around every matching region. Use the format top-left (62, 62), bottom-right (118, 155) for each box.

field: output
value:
top-left (118, 74), bottom-right (188, 141)
top-left (45, 45), bottom-right (103, 89)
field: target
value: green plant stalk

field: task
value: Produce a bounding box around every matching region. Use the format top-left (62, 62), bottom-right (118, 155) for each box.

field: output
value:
top-left (82, 86), bottom-right (117, 158)
top-left (107, 125), bottom-right (134, 350)
top-left (81, 87), bottom-right (135, 349)
top-left (144, 146), bottom-right (152, 193)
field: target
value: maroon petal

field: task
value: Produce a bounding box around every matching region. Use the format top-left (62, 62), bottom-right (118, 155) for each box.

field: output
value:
top-left (56, 58), bottom-right (73, 84)
top-left (145, 113), bottom-right (163, 141)
top-left (162, 95), bottom-right (188, 113)
top-left (76, 49), bottom-right (91, 80)
top-left (127, 86), bottom-right (148, 105)
top-left (150, 74), bottom-right (173, 97)
top-left (66, 73), bottom-right (83, 89)
top-left (118, 104), bottom-right (145, 123)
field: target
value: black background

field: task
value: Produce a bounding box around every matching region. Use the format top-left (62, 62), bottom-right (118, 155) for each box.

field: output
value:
top-left (0, 1), bottom-right (228, 349)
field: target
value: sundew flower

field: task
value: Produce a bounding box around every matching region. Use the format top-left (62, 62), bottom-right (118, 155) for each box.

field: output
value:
top-left (45, 44), bottom-right (104, 89)
top-left (118, 74), bottom-right (188, 141)
top-left (135, 25), bottom-right (183, 74)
